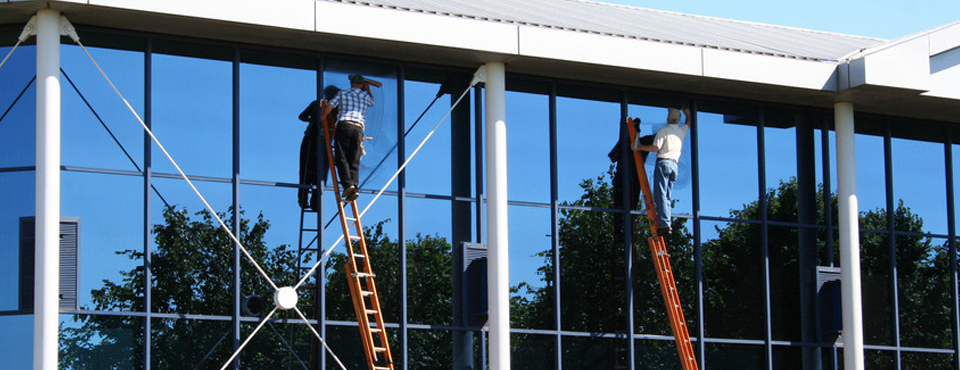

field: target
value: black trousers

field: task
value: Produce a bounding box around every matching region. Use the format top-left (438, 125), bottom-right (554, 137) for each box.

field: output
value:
top-left (298, 131), bottom-right (328, 209)
top-left (334, 122), bottom-right (363, 189)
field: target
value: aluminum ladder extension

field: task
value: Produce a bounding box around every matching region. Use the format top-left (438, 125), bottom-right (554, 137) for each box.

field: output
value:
top-left (626, 117), bottom-right (699, 370)
top-left (320, 101), bottom-right (395, 370)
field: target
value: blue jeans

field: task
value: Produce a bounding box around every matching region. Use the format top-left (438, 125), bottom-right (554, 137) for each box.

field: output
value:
top-left (654, 158), bottom-right (678, 230)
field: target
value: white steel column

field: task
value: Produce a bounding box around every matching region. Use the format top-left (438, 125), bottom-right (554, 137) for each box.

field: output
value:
top-left (484, 62), bottom-right (510, 370)
top-left (835, 102), bottom-right (864, 370)
top-left (34, 9), bottom-right (62, 370)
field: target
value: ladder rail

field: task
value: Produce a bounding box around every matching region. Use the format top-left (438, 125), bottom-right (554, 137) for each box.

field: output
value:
top-left (627, 117), bottom-right (699, 370)
top-left (319, 101), bottom-right (395, 370)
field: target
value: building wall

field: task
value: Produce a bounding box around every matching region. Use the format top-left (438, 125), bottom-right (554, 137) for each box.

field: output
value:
top-left (0, 26), bottom-right (958, 369)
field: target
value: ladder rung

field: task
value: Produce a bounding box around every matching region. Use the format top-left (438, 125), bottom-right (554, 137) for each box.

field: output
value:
top-left (345, 216), bottom-right (357, 222)
top-left (302, 228), bottom-right (319, 232)
top-left (348, 235), bottom-right (362, 241)
top-left (361, 290), bottom-right (374, 296)
top-left (374, 347), bottom-right (388, 353)
top-left (374, 367), bottom-right (391, 370)
top-left (365, 309), bottom-right (379, 315)
top-left (353, 272), bottom-right (376, 278)
top-left (353, 253), bottom-right (366, 258)
top-left (370, 328), bottom-right (383, 333)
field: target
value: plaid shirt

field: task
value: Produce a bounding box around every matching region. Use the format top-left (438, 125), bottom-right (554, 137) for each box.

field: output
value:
top-left (329, 87), bottom-right (375, 128)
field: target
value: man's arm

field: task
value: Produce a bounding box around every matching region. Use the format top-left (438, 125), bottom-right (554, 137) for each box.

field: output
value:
top-left (321, 102), bottom-right (335, 121)
top-left (298, 100), bottom-right (316, 122)
top-left (634, 144), bottom-right (659, 152)
top-left (682, 107), bottom-right (693, 127)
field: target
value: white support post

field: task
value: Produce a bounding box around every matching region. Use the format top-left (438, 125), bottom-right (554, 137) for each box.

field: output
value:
top-left (835, 102), bottom-right (864, 370)
top-left (34, 9), bottom-right (62, 370)
top-left (484, 62), bottom-right (510, 370)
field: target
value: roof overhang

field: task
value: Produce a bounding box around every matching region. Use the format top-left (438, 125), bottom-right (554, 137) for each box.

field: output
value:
top-left (1, 0), bottom-right (958, 123)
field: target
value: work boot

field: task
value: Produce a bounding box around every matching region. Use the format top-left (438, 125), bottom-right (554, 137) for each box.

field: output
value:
top-left (657, 227), bottom-right (671, 237)
top-left (342, 185), bottom-right (358, 202)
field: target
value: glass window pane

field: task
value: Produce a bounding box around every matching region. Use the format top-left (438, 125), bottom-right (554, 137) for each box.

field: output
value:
top-left (768, 226), bottom-right (801, 342)
top-left (149, 177), bottom-right (232, 316)
top-left (703, 220), bottom-right (764, 340)
top-left (62, 45), bottom-right (145, 172)
top-left (152, 52), bottom-right (232, 178)
top-left (403, 80), bottom-right (452, 196)
top-left (61, 314), bottom-right (144, 370)
top-left (562, 336), bottom-right (620, 368)
top-left (239, 60), bottom-right (315, 184)
top-left (404, 197), bottom-right (452, 326)
top-left (898, 236), bottom-right (953, 349)
top-left (151, 318), bottom-right (230, 369)
top-left (902, 352), bottom-right (954, 369)
top-left (0, 45), bottom-right (36, 169)
top-left (0, 316), bottom-right (32, 369)
top-left (509, 205), bottom-right (553, 330)
top-left (557, 206), bottom-right (620, 333)
top-left (765, 125), bottom-right (798, 223)
top-left (62, 171), bottom-right (144, 310)
top-left (858, 230), bottom-right (894, 346)
top-left (698, 111), bottom-right (759, 219)
top-left (513, 333), bottom-right (556, 369)
top-left (892, 137), bottom-right (948, 235)
top-left (556, 96), bottom-right (620, 205)
top-left (0, 171), bottom-right (33, 311)
top-left (506, 91), bottom-right (549, 203)
top-left (704, 343), bottom-right (765, 369)
top-left (635, 339), bottom-right (685, 368)
top-left (855, 134), bottom-right (887, 227)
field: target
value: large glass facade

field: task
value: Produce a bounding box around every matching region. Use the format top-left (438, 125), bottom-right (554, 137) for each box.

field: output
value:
top-left (1, 26), bottom-right (959, 370)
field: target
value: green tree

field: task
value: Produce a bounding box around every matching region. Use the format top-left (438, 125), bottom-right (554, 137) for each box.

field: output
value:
top-left (60, 207), bottom-right (458, 369)
top-left (512, 172), bottom-right (956, 369)
top-left (60, 206), bottom-right (300, 369)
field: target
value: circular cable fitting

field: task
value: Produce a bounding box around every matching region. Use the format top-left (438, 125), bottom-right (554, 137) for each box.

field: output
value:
top-left (273, 286), bottom-right (298, 310)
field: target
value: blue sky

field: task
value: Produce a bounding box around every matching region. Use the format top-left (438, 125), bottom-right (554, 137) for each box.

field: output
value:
top-left (604, 0), bottom-right (960, 40)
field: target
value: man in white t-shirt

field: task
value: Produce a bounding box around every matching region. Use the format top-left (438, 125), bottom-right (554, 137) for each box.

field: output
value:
top-left (633, 107), bottom-right (692, 236)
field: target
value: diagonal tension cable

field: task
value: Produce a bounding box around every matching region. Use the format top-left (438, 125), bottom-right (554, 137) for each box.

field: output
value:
top-left (71, 38), bottom-right (279, 291)
top-left (0, 75), bottom-right (35, 126)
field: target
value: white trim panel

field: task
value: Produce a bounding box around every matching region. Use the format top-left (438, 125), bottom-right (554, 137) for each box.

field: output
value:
top-left (702, 49), bottom-right (839, 91)
top-left (316, 1), bottom-right (519, 55)
top-left (89, 0), bottom-right (316, 31)
top-left (518, 26), bottom-right (701, 76)
top-left (924, 46), bottom-right (960, 99)
top-left (930, 23), bottom-right (960, 56)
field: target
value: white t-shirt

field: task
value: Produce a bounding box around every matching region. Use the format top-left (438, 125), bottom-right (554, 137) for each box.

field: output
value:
top-left (653, 123), bottom-right (689, 161)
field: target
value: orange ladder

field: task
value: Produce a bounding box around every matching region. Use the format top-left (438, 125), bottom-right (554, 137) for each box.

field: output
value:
top-left (626, 117), bottom-right (699, 370)
top-left (321, 101), bottom-right (395, 370)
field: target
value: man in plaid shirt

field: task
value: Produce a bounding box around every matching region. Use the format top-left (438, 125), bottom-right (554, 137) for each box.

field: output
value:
top-left (323, 74), bottom-right (375, 202)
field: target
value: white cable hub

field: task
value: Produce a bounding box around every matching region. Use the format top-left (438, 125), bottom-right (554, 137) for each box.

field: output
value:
top-left (273, 286), bottom-right (298, 310)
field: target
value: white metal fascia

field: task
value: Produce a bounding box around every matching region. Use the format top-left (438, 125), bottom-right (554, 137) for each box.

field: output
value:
top-left (316, 1), bottom-right (519, 55)
top-left (702, 48), bottom-right (840, 91)
top-left (929, 22), bottom-right (960, 56)
top-left (841, 36), bottom-right (931, 93)
top-left (518, 25), bottom-right (702, 77)
top-left (89, 0), bottom-right (317, 32)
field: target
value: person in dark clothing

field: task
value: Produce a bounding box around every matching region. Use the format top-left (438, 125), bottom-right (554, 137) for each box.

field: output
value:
top-left (297, 85), bottom-right (340, 210)
top-left (610, 117), bottom-right (653, 245)
top-left (322, 74), bottom-right (375, 202)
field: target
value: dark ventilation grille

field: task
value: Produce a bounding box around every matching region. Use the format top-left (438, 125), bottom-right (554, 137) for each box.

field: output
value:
top-left (18, 217), bottom-right (80, 313)
top-left (462, 242), bottom-right (488, 327)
